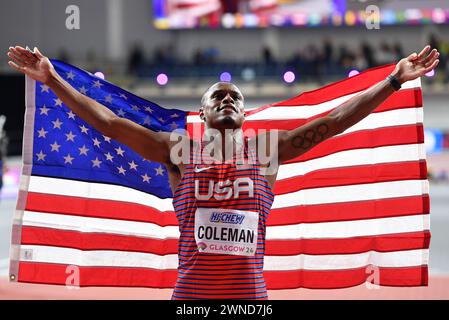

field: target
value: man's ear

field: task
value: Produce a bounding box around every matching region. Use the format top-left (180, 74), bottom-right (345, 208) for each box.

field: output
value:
top-left (199, 107), bottom-right (205, 121)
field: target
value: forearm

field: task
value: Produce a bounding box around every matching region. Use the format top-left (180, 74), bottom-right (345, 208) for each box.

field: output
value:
top-left (46, 72), bottom-right (117, 136)
top-left (329, 78), bottom-right (396, 133)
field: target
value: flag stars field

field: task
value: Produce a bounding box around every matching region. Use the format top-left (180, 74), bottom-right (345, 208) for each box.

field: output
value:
top-left (52, 119), bottom-right (63, 129)
top-left (93, 80), bottom-right (103, 88)
top-left (105, 94), bottom-right (113, 104)
top-left (37, 127), bottom-right (48, 138)
top-left (154, 166), bottom-right (165, 176)
top-left (80, 125), bottom-right (89, 134)
top-left (50, 141), bottom-right (61, 152)
top-left (65, 131), bottom-right (76, 142)
top-left (63, 154), bottom-right (74, 164)
top-left (54, 98), bottom-right (63, 107)
top-left (67, 110), bottom-right (76, 120)
top-left (41, 84), bottom-right (50, 93)
top-left (78, 145), bottom-right (89, 156)
top-left (79, 86), bottom-right (88, 95)
top-left (105, 152), bottom-right (114, 162)
top-left (143, 116), bottom-right (151, 125)
top-left (40, 105), bottom-right (50, 115)
top-left (141, 173), bottom-right (151, 183)
top-left (115, 146), bottom-right (125, 156)
top-left (144, 106), bottom-right (154, 113)
top-left (129, 161), bottom-right (138, 170)
top-left (91, 157), bottom-right (102, 168)
top-left (36, 150), bottom-right (46, 161)
top-left (117, 166), bottom-right (126, 175)
top-left (66, 71), bottom-right (76, 80)
top-left (92, 137), bottom-right (101, 147)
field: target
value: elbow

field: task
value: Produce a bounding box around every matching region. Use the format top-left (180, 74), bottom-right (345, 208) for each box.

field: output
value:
top-left (101, 116), bottom-right (120, 139)
top-left (326, 114), bottom-right (346, 136)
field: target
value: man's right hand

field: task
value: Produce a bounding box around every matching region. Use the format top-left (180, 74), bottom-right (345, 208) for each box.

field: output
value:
top-left (7, 46), bottom-right (55, 84)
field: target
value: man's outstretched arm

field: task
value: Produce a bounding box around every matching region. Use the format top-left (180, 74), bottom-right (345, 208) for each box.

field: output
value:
top-left (7, 46), bottom-right (173, 165)
top-left (277, 45), bottom-right (440, 164)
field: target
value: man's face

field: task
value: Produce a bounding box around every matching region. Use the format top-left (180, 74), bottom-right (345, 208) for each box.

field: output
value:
top-left (199, 82), bottom-right (245, 130)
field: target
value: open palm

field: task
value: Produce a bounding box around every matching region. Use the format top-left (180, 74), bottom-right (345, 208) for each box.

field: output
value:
top-left (393, 45), bottom-right (440, 84)
top-left (7, 46), bottom-right (55, 84)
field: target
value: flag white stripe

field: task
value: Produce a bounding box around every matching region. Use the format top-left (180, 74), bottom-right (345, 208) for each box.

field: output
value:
top-left (22, 211), bottom-right (180, 239)
top-left (27, 176), bottom-right (427, 211)
top-left (337, 107), bottom-right (422, 135)
top-left (266, 214), bottom-right (429, 239)
top-left (186, 79), bottom-right (421, 123)
top-left (22, 211), bottom-right (428, 240)
top-left (277, 143), bottom-right (425, 179)
top-left (18, 245), bottom-right (428, 270)
top-left (272, 180), bottom-right (428, 208)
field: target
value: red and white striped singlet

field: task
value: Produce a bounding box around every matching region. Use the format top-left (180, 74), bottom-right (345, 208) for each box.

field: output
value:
top-left (172, 137), bottom-right (274, 299)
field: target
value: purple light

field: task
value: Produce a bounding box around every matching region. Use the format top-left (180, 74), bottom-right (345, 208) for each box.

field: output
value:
top-left (283, 71), bottom-right (295, 83)
top-left (156, 73), bottom-right (168, 86)
top-left (94, 71), bottom-right (105, 79)
top-left (425, 69), bottom-right (435, 77)
top-left (348, 69), bottom-right (360, 77)
top-left (220, 72), bottom-right (232, 82)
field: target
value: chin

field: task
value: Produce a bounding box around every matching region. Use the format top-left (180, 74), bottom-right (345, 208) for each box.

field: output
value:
top-left (216, 115), bottom-right (237, 127)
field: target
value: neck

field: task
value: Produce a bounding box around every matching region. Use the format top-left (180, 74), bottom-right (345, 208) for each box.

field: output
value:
top-left (203, 126), bottom-right (244, 162)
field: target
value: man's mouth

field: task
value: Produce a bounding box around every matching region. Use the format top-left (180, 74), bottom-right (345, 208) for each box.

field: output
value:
top-left (218, 105), bottom-right (237, 112)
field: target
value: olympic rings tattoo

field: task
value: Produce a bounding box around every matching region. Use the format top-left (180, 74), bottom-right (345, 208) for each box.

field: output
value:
top-left (291, 123), bottom-right (330, 150)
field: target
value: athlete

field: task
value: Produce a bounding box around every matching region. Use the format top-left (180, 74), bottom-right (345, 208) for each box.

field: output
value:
top-left (7, 45), bottom-right (439, 299)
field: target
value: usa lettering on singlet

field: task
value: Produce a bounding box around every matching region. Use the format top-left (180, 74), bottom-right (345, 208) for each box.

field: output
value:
top-left (172, 137), bottom-right (274, 300)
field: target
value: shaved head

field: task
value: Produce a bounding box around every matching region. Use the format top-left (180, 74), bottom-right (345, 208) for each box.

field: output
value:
top-left (199, 82), bottom-right (245, 130)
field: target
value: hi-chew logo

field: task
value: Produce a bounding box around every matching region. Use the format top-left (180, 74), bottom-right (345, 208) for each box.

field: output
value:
top-left (210, 211), bottom-right (245, 224)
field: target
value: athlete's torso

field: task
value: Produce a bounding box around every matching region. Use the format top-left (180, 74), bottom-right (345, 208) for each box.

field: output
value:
top-left (171, 138), bottom-right (275, 299)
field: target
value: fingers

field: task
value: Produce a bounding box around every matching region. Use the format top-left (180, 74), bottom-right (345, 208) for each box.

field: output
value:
top-left (7, 51), bottom-right (27, 67)
top-left (9, 47), bottom-right (26, 60)
top-left (407, 52), bottom-right (418, 62)
top-left (424, 59), bottom-right (439, 74)
top-left (423, 49), bottom-right (439, 66)
top-left (34, 47), bottom-right (44, 58)
top-left (7, 61), bottom-right (26, 74)
top-left (417, 45), bottom-right (431, 59)
top-left (16, 46), bottom-right (36, 60)
top-left (8, 47), bottom-right (35, 65)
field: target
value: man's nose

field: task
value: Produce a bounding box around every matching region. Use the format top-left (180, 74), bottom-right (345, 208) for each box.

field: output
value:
top-left (222, 93), bottom-right (234, 103)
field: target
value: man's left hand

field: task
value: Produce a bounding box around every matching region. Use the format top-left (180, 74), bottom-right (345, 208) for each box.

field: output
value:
top-left (392, 45), bottom-right (440, 84)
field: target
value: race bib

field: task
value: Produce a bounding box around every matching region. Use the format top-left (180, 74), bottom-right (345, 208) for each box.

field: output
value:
top-left (194, 207), bottom-right (259, 256)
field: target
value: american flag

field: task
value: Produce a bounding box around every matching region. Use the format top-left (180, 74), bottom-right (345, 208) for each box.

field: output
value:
top-left (9, 61), bottom-right (429, 289)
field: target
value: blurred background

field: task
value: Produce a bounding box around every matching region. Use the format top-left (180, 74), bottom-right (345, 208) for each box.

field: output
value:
top-left (0, 0), bottom-right (448, 299)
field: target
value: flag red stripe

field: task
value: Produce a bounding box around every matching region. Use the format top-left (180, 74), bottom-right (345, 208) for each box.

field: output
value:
top-left (17, 261), bottom-right (427, 289)
top-left (265, 231), bottom-right (430, 255)
top-left (272, 64), bottom-right (396, 107)
top-left (24, 192), bottom-right (429, 227)
top-left (18, 262), bottom-right (177, 288)
top-left (19, 226), bottom-right (429, 256)
top-left (25, 192), bottom-right (179, 226)
top-left (264, 265), bottom-right (428, 289)
top-left (274, 160), bottom-right (427, 195)
top-left (287, 124), bottom-right (423, 164)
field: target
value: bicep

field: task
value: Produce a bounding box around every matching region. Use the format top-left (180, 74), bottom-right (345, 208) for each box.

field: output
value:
top-left (109, 117), bottom-right (172, 164)
top-left (278, 115), bottom-right (340, 163)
